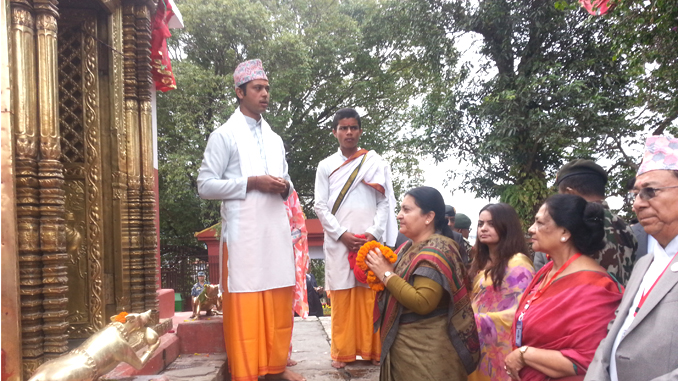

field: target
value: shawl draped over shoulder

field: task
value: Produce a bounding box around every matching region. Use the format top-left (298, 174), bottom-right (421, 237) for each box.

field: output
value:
top-left (375, 234), bottom-right (480, 374)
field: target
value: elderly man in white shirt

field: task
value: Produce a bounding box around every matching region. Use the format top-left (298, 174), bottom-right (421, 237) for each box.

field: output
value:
top-left (197, 59), bottom-right (304, 381)
top-left (314, 108), bottom-right (398, 369)
top-left (585, 135), bottom-right (678, 381)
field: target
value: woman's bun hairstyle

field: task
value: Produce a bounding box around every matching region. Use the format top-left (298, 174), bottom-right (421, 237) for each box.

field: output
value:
top-left (544, 194), bottom-right (605, 256)
top-left (579, 202), bottom-right (605, 253)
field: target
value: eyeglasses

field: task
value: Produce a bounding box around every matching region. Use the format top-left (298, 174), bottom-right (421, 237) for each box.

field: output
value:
top-left (630, 185), bottom-right (678, 201)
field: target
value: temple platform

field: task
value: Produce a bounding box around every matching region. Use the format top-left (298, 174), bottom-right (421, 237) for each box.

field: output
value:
top-left (104, 314), bottom-right (379, 381)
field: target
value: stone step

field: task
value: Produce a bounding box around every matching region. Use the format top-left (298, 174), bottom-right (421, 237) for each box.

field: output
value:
top-left (160, 353), bottom-right (228, 381)
top-left (174, 312), bottom-right (225, 354)
top-left (103, 314), bottom-right (380, 381)
top-left (102, 333), bottom-right (181, 380)
top-left (288, 317), bottom-right (379, 381)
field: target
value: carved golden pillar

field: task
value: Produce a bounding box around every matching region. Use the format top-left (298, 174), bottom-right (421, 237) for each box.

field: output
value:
top-left (34, 0), bottom-right (69, 358)
top-left (123, 3), bottom-right (144, 312)
top-left (135, 3), bottom-right (158, 312)
top-left (110, 6), bottom-right (131, 313)
top-left (3, 0), bottom-right (25, 379)
top-left (81, 16), bottom-right (105, 332)
top-left (10, 0), bottom-right (44, 376)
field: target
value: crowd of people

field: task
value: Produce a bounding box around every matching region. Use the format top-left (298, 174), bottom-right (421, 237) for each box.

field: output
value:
top-left (196, 58), bottom-right (678, 381)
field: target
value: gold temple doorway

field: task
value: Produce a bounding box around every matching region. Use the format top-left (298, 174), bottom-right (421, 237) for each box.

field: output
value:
top-left (1, 0), bottom-right (179, 378)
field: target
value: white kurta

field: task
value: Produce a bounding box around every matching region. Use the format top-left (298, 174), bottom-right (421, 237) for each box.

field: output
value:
top-left (314, 149), bottom-right (394, 291)
top-left (197, 107), bottom-right (295, 293)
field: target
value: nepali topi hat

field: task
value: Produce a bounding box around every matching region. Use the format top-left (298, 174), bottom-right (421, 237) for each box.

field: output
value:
top-left (233, 59), bottom-right (268, 88)
top-left (637, 136), bottom-right (678, 176)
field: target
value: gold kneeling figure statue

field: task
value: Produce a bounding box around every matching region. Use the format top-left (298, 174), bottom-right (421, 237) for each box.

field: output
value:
top-left (191, 284), bottom-right (222, 318)
top-left (28, 310), bottom-right (160, 381)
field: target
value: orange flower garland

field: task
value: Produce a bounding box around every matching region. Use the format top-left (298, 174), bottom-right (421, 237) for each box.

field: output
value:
top-left (112, 311), bottom-right (128, 323)
top-left (355, 241), bottom-right (398, 292)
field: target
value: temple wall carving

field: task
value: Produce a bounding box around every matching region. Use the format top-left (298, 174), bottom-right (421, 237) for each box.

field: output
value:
top-left (135, 4), bottom-right (159, 312)
top-left (11, 1), bottom-right (45, 377)
top-left (6, 0), bottom-right (161, 378)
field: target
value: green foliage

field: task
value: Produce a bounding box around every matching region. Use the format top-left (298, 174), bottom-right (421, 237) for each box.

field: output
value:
top-left (157, 0), bottom-right (678, 244)
top-left (309, 258), bottom-right (325, 288)
top-left (410, 0), bottom-right (651, 226)
top-left (158, 0), bottom-right (444, 244)
top-left (500, 174), bottom-right (552, 226)
top-left (157, 61), bottom-right (229, 246)
top-left (606, 0), bottom-right (678, 136)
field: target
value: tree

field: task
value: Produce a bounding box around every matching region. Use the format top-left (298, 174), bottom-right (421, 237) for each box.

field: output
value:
top-left (606, 0), bottom-right (678, 137)
top-left (410, 0), bottom-right (647, 224)
top-left (157, 0), bottom-right (448, 245)
top-left (157, 62), bottom-right (229, 245)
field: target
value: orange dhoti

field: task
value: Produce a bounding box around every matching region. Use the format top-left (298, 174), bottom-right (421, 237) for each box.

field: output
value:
top-left (222, 244), bottom-right (294, 381)
top-left (330, 286), bottom-right (381, 362)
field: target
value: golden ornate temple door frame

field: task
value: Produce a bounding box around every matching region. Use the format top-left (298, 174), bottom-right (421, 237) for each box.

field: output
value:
top-left (57, 9), bottom-right (106, 339)
top-left (6, 0), bottom-right (161, 377)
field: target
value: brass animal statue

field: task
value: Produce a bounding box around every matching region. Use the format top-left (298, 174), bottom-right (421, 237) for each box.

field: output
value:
top-left (28, 310), bottom-right (160, 381)
top-left (191, 284), bottom-right (222, 318)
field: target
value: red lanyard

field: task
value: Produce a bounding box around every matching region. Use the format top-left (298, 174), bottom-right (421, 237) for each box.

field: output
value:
top-left (520, 253), bottom-right (581, 315)
top-left (634, 252), bottom-right (678, 317)
top-left (515, 253), bottom-right (582, 347)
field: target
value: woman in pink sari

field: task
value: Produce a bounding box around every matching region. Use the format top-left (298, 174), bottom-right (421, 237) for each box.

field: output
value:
top-left (469, 203), bottom-right (534, 381)
top-left (505, 194), bottom-right (623, 381)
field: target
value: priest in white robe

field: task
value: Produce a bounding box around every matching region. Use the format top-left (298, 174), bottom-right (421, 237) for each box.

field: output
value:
top-left (314, 108), bottom-right (398, 369)
top-left (197, 59), bottom-right (304, 381)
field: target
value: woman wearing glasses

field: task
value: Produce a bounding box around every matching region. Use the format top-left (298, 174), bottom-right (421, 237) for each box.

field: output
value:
top-left (504, 194), bottom-right (623, 381)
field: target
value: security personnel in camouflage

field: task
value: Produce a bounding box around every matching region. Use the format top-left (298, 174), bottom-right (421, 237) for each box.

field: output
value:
top-left (533, 159), bottom-right (638, 285)
top-left (598, 200), bottom-right (637, 285)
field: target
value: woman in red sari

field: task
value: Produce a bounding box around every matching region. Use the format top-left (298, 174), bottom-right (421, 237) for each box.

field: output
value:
top-left (505, 194), bottom-right (623, 381)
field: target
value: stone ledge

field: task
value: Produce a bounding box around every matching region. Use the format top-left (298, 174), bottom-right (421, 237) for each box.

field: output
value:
top-left (176, 315), bottom-right (225, 354)
top-left (152, 318), bottom-right (174, 338)
top-left (158, 289), bottom-right (176, 320)
top-left (160, 353), bottom-right (228, 381)
top-left (102, 333), bottom-right (180, 380)
top-left (103, 376), bottom-right (171, 381)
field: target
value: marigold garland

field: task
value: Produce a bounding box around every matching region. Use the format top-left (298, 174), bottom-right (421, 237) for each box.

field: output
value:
top-left (355, 241), bottom-right (397, 292)
top-left (112, 311), bottom-right (128, 324)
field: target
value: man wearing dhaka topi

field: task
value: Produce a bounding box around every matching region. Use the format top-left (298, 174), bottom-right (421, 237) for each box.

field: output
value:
top-left (197, 59), bottom-right (305, 381)
top-left (585, 136), bottom-right (678, 381)
top-left (314, 108), bottom-right (398, 369)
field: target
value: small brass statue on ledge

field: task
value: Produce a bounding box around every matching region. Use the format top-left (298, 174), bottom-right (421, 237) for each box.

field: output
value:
top-left (191, 283), bottom-right (222, 318)
top-left (28, 310), bottom-right (160, 381)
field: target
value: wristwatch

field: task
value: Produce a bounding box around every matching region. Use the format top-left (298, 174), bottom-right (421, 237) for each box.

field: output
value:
top-left (383, 271), bottom-right (392, 282)
top-left (519, 345), bottom-right (529, 363)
